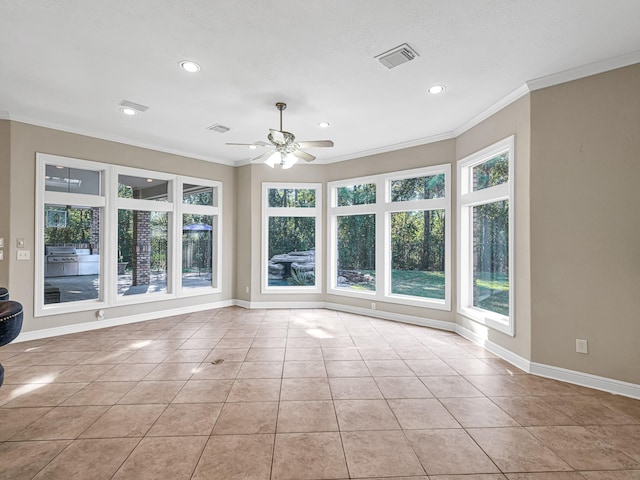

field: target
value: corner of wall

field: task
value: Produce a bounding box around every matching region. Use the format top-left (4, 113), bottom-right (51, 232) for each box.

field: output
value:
top-left (0, 120), bottom-right (10, 287)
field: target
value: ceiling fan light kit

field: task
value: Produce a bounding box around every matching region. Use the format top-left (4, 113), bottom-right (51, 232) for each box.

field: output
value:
top-left (226, 102), bottom-right (334, 169)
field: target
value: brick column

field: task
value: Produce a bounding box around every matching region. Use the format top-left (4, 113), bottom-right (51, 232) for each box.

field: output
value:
top-left (133, 211), bottom-right (151, 285)
top-left (90, 207), bottom-right (100, 254)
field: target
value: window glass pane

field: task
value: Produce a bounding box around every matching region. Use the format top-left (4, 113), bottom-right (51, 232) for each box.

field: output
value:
top-left (183, 184), bottom-right (216, 206)
top-left (268, 217), bottom-right (316, 287)
top-left (391, 210), bottom-right (445, 299)
top-left (44, 205), bottom-right (100, 304)
top-left (118, 175), bottom-right (169, 201)
top-left (336, 214), bottom-right (375, 291)
top-left (268, 188), bottom-right (316, 208)
top-left (182, 215), bottom-right (214, 289)
top-left (390, 174), bottom-right (445, 201)
top-left (472, 153), bottom-right (509, 191)
top-left (337, 184), bottom-right (376, 206)
top-left (117, 210), bottom-right (168, 296)
top-left (473, 200), bottom-right (509, 315)
top-left (45, 165), bottom-right (101, 195)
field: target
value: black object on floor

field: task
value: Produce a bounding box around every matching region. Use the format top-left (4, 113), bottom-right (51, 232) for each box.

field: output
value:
top-left (0, 300), bottom-right (24, 388)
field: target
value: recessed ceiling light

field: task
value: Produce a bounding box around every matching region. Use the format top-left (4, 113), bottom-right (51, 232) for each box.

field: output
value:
top-left (146, 178), bottom-right (153, 183)
top-left (120, 107), bottom-right (137, 116)
top-left (55, 165), bottom-right (64, 169)
top-left (318, 122), bottom-right (330, 128)
top-left (179, 60), bottom-right (201, 73)
top-left (427, 85), bottom-right (446, 94)
top-left (248, 145), bottom-right (257, 150)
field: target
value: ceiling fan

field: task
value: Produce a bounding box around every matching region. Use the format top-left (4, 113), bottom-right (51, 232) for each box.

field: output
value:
top-left (226, 102), bottom-right (334, 169)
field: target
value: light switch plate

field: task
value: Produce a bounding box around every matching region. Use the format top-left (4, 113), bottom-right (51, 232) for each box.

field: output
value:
top-left (17, 250), bottom-right (30, 260)
top-left (0, 237), bottom-right (4, 248)
top-left (0, 250), bottom-right (3, 261)
top-left (17, 238), bottom-right (25, 248)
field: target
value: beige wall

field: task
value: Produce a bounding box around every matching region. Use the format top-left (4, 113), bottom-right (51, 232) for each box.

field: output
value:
top-left (8, 121), bottom-right (236, 333)
top-left (235, 165), bottom-right (252, 302)
top-left (455, 95), bottom-right (532, 360)
top-left (530, 64), bottom-right (640, 384)
top-left (0, 121), bottom-right (10, 287)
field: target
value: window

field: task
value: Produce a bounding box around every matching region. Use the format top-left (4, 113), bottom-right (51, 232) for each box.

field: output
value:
top-left (458, 136), bottom-right (514, 335)
top-left (262, 184), bottom-right (322, 293)
top-left (35, 154), bottom-right (222, 316)
top-left (116, 172), bottom-right (173, 300)
top-left (181, 181), bottom-right (221, 291)
top-left (328, 165), bottom-right (451, 309)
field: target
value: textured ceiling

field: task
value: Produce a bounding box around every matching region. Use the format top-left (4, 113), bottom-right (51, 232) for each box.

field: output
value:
top-left (1, 0), bottom-right (639, 166)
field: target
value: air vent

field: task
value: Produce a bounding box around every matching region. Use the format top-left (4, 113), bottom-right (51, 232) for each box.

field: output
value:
top-left (118, 100), bottom-right (149, 112)
top-left (207, 124), bottom-right (231, 133)
top-left (375, 43), bottom-right (419, 69)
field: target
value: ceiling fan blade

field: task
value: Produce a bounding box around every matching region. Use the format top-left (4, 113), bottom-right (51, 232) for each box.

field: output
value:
top-left (296, 140), bottom-right (334, 148)
top-left (292, 149), bottom-right (316, 162)
top-left (250, 149), bottom-right (276, 163)
top-left (269, 129), bottom-right (286, 145)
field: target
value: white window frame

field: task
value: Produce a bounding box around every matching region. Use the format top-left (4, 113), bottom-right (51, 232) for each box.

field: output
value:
top-left (178, 176), bottom-right (223, 296)
top-left (457, 135), bottom-right (515, 335)
top-left (327, 165), bottom-right (451, 310)
top-left (36, 154), bottom-right (109, 316)
top-left (35, 153), bottom-right (223, 316)
top-left (261, 182), bottom-right (322, 294)
top-left (112, 165), bottom-right (176, 306)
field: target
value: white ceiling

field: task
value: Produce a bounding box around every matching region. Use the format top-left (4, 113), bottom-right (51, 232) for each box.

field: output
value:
top-left (1, 1), bottom-right (639, 166)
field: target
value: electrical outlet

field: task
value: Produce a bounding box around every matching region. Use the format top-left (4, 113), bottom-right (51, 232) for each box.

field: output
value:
top-left (0, 237), bottom-right (4, 248)
top-left (0, 250), bottom-right (3, 261)
top-left (371, 302), bottom-right (376, 310)
top-left (576, 339), bottom-right (588, 354)
top-left (17, 250), bottom-right (30, 260)
top-left (245, 286), bottom-right (250, 294)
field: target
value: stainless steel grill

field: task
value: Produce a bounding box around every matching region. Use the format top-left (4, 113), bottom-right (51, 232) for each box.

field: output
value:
top-left (45, 246), bottom-right (79, 277)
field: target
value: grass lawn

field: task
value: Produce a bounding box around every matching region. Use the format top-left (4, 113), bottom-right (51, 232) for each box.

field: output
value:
top-left (392, 270), bottom-right (445, 299)
top-left (339, 269), bottom-right (445, 300)
top-left (474, 272), bottom-right (509, 316)
top-left (338, 270), bottom-right (509, 316)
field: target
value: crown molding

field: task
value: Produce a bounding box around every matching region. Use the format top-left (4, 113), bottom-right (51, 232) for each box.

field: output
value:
top-left (319, 131), bottom-right (456, 164)
top-left (527, 49), bottom-right (640, 92)
top-left (6, 113), bottom-right (236, 167)
top-left (232, 131), bottom-right (457, 167)
top-left (453, 84), bottom-right (531, 138)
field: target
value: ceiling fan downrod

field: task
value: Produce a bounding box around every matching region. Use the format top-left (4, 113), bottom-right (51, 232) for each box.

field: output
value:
top-left (275, 102), bottom-right (286, 131)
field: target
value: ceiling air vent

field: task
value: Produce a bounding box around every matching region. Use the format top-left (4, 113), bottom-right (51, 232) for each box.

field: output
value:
top-left (118, 100), bottom-right (149, 112)
top-left (207, 124), bottom-right (231, 133)
top-left (375, 43), bottom-right (419, 69)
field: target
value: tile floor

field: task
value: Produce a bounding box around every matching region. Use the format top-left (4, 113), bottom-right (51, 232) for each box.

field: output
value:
top-left (0, 307), bottom-right (639, 480)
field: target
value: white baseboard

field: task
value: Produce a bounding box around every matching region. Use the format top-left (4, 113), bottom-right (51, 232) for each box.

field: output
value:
top-left (325, 302), bottom-right (456, 332)
top-left (12, 299), bottom-right (639, 399)
top-left (455, 325), bottom-right (639, 400)
top-left (14, 300), bottom-right (235, 343)
top-left (530, 362), bottom-right (640, 400)
top-left (455, 324), bottom-right (532, 373)
top-left (240, 301), bottom-right (326, 310)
